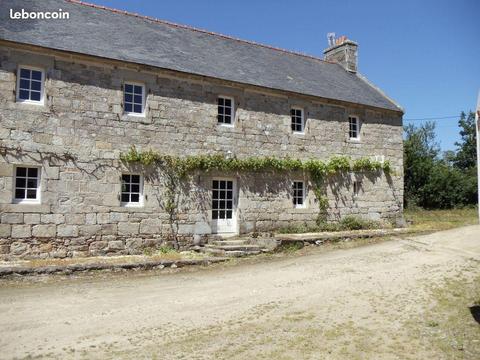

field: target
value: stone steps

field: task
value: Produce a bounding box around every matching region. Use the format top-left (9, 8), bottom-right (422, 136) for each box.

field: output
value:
top-left (201, 237), bottom-right (266, 257)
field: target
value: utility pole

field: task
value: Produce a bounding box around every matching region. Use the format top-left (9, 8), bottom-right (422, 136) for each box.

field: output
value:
top-left (476, 91), bottom-right (480, 223)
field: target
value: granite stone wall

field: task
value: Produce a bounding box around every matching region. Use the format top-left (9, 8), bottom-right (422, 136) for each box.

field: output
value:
top-left (0, 44), bottom-right (403, 259)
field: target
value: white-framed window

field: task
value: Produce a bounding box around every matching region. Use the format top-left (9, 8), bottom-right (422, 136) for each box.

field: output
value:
top-left (348, 116), bottom-right (360, 140)
top-left (217, 96), bottom-right (234, 125)
top-left (14, 166), bottom-right (41, 203)
top-left (121, 174), bottom-right (143, 206)
top-left (16, 66), bottom-right (44, 104)
top-left (124, 82), bottom-right (145, 116)
top-left (353, 180), bottom-right (361, 197)
top-left (293, 181), bottom-right (306, 208)
top-left (291, 107), bottom-right (304, 133)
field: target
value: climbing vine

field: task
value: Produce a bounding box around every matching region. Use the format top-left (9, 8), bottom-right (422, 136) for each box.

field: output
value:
top-left (120, 146), bottom-right (393, 242)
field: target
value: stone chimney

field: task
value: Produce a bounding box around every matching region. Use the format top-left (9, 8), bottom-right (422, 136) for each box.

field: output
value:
top-left (323, 34), bottom-right (358, 73)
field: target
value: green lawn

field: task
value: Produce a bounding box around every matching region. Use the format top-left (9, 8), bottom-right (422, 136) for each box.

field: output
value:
top-left (405, 207), bottom-right (479, 232)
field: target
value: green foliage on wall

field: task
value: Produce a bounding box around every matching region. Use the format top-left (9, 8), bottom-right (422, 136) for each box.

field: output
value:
top-left (121, 145), bottom-right (392, 233)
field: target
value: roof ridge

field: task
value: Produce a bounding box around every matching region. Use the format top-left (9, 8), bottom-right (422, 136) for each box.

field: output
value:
top-left (66, 0), bottom-right (333, 64)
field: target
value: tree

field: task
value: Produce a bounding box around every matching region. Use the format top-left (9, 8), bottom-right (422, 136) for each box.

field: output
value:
top-left (454, 111), bottom-right (477, 170)
top-left (403, 121), bottom-right (439, 208)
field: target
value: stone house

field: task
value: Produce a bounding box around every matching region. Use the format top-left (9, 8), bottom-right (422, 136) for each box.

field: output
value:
top-left (0, 0), bottom-right (404, 259)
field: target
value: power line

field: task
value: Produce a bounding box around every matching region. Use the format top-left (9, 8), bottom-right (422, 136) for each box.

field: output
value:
top-left (404, 115), bottom-right (459, 121)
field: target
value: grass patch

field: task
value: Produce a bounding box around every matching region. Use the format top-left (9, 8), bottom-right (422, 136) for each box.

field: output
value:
top-left (405, 207), bottom-right (478, 232)
top-left (415, 268), bottom-right (480, 358)
top-left (278, 215), bottom-right (382, 234)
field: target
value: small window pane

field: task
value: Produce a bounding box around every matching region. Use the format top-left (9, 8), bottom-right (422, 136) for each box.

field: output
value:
top-left (227, 182), bottom-right (233, 189)
top-left (125, 103), bottom-right (133, 112)
top-left (28, 168), bottom-right (38, 177)
top-left (122, 184), bottom-right (130, 192)
top-left (16, 167), bottom-right (27, 176)
top-left (124, 84), bottom-right (133, 93)
top-left (218, 98), bottom-right (224, 106)
top-left (131, 175), bottom-right (140, 183)
top-left (16, 178), bottom-right (26, 188)
top-left (219, 210), bottom-right (225, 219)
top-left (31, 81), bottom-right (41, 91)
top-left (125, 94), bottom-right (133, 102)
top-left (27, 178), bottom-right (37, 188)
top-left (19, 79), bottom-right (30, 89)
top-left (20, 68), bottom-right (30, 78)
top-left (121, 193), bottom-right (129, 203)
top-left (26, 189), bottom-right (37, 199)
top-left (134, 104), bottom-right (142, 113)
top-left (19, 90), bottom-right (29, 100)
top-left (30, 91), bottom-right (41, 101)
top-left (31, 70), bottom-right (42, 81)
top-left (134, 85), bottom-right (142, 94)
top-left (15, 189), bottom-right (25, 199)
top-left (130, 194), bottom-right (139, 203)
top-left (224, 98), bottom-right (231, 107)
top-left (213, 180), bottom-right (218, 188)
top-left (122, 174), bottom-right (130, 182)
top-left (134, 95), bottom-right (142, 104)
top-left (226, 210), bottom-right (232, 218)
top-left (212, 210), bottom-right (218, 220)
top-left (131, 184), bottom-right (140, 193)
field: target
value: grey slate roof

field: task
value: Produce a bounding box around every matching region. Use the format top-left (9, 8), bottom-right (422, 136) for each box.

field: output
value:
top-left (0, 0), bottom-right (402, 112)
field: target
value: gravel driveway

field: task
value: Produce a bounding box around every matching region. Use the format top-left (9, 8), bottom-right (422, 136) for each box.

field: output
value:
top-left (1, 225), bottom-right (479, 359)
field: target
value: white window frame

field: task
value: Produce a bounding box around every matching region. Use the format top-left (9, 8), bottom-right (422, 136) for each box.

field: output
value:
top-left (120, 173), bottom-right (144, 207)
top-left (217, 95), bottom-right (235, 127)
top-left (348, 115), bottom-right (360, 141)
top-left (13, 165), bottom-right (41, 204)
top-left (123, 82), bottom-right (146, 117)
top-left (353, 180), bottom-right (361, 198)
top-left (292, 180), bottom-right (306, 208)
top-left (291, 107), bottom-right (305, 134)
top-left (16, 65), bottom-right (45, 105)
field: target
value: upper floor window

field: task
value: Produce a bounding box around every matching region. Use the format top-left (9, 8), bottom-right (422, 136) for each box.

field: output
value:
top-left (121, 174), bottom-right (143, 206)
top-left (349, 116), bottom-right (360, 140)
top-left (124, 83), bottom-right (145, 115)
top-left (291, 107), bottom-right (304, 133)
top-left (14, 166), bottom-right (40, 203)
top-left (293, 181), bottom-right (305, 208)
top-left (17, 67), bottom-right (44, 104)
top-left (217, 96), bottom-right (234, 125)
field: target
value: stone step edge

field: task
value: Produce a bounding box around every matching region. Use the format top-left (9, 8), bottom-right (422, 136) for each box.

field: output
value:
top-left (0, 257), bottom-right (229, 277)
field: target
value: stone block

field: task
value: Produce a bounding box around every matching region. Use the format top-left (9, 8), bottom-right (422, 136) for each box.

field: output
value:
top-left (57, 225), bottom-right (79, 237)
top-left (41, 214), bottom-right (65, 224)
top-left (118, 222), bottom-right (139, 235)
top-left (79, 225), bottom-right (102, 237)
top-left (11, 225), bottom-right (31, 238)
top-left (24, 213), bottom-right (41, 224)
top-left (85, 213), bottom-right (96, 225)
top-left (140, 218), bottom-right (161, 234)
top-left (66, 213), bottom-right (86, 225)
top-left (10, 242), bottom-right (28, 256)
top-left (1, 213), bottom-right (23, 224)
top-left (32, 225), bottom-right (56, 238)
top-left (108, 240), bottom-right (125, 250)
top-left (0, 224), bottom-right (12, 237)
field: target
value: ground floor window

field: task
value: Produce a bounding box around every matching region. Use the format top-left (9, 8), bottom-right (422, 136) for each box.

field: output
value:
top-left (14, 166), bottom-right (40, 203)
top-left (121, 174), bottom-right (142, 206)
top-left (293, 181), bottom-right (305, 208)
top-left (212, 180), bottom-right (233, 219)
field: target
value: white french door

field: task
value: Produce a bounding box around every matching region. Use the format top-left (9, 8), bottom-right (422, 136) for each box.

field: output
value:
top-left (211, 179), bottom-right (237, 234)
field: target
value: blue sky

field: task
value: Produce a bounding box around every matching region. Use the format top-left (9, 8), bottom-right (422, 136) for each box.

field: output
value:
top-left (94, 0), bottom-right (479, 151)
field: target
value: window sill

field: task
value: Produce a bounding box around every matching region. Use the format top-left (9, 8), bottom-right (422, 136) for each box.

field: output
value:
top-left (121, 203), bottom-right (144, 208)
top-left (125, 112), bottom-right (146, 118)
top-left (292, 131), bottom-right (305, 136)
top-left (348, 138), bottom-right (361, 143)
top-left (218, 123), bottom-right (235, 128)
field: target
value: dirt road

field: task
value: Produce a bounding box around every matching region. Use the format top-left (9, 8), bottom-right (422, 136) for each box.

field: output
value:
top-left (1, 226), bottom-right (479, 359)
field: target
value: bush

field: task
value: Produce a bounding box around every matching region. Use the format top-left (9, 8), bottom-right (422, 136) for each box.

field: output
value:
top-left (338, 216), bottom-right (379, 231)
